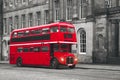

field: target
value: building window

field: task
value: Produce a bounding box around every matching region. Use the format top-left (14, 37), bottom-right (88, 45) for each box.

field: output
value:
top-left (28, 13), bottom-right (33, 27)
top-left (15, 0), bottom-right (21, 5)
top-left (28, 0), bottom-right (32, 2)
top-left (21, 14), bottom-right (26, 28)
top-left (8, 17), bottom-right (13, 34)
top-left (44, 10), bottom-right (49, 24)
top-left (28, 0), bottom-right (33, 4)
top-left (66, 0), bottom-right (73, 20)
top-left (9, 1), bottom-right (13, 7)
top-left (105, 0), bottom-right (112, 8)
top-left (14, 16), bottom-right (19, 29)
top-left (36, 11), bottom-right (41, 25)
top-left (98, 34), bottom-right (104, 49)
top-left (80, 29), bottom-right (86, 53)
top-left (54, 0), bottom-right (60, 21)
top-left (22, 0), bottom-right (26, 3)
top-left (79, 0), bottom-right (88, 18)
top-left (3, 1), bottom-right (8, 8)
top-left (3, 18), bottom-right (7, 34)
top-left (22, 0), bottom-right (26, 5)
top-left (119, 0), bottom-right (120, 6)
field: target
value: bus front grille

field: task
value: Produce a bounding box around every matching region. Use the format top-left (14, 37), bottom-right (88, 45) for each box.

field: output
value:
top-left (66, 57), bottom-right (74, 64)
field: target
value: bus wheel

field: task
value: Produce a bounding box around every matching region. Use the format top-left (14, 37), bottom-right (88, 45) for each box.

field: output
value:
top-left (16, 58), bottom-right (23, 67)
top-left (50, 59), bottom-right (59, 69)
top-left (69, 65), bottom-right (75, 69)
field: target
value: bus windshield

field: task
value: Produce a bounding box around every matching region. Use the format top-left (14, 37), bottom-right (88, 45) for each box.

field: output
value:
top-left (53, 44), bottom-right (71, 53)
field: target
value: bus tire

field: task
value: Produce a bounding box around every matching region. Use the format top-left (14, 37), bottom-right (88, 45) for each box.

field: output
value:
top-left (50, 58), bottom-right (59, 69)
top-left (16, 58), bottom-right (23, 67)
top-left (69, 65), bottom-right (75, 69)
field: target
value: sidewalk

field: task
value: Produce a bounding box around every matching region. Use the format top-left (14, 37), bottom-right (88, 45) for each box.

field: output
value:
top-left (0, 61), bottom-right (120, 71)
top-left (77, 64), bottom-right (120, 71)
top-left (0, 61), bottom-right (9, 64)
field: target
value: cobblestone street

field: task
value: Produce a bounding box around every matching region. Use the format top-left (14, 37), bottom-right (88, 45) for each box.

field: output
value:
top-left (0, 63), bottom-right (120, 80)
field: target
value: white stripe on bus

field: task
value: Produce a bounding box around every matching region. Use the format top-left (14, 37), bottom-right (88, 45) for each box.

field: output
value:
top-left (10, 41), bottom-right (76, 46)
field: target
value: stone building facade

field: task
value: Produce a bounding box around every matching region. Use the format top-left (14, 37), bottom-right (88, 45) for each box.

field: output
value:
top-left (49, 0), bottom-right (94, 63)
top-left (93, 0), bottom-right (120, 64)
top-left (49, 0), bottom-right (120, 64)
top-left (2, 0), bottom-right (120, 64)
top-left (2, 0), bottom-right (49, 60)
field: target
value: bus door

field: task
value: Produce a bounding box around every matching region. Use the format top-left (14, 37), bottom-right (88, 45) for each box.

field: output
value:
top-left (41, 45), bottom-right (51, 66)
top-left (50, 44), bottom-right (59, 57)
top-left (50, 44), bottom-right (54, 57)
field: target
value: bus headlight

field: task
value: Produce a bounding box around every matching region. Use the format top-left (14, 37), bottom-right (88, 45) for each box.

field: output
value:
top-left (74, 58), bottom-right (78, 61)
top-left (60, 57), bottom-right (64, 62)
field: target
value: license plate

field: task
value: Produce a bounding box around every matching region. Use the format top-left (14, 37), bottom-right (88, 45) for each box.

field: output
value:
top-left (68, 64), bottom-right (73, 66)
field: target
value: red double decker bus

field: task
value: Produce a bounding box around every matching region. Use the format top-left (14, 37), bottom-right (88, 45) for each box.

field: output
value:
top-left (9, 22), bottom-right (78, 69)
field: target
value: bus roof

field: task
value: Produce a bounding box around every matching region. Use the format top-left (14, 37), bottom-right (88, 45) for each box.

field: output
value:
top-left (12, 22), bottom-right (74, 32)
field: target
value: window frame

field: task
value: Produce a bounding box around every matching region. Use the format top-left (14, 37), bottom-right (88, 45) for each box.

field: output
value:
top-left (66, 0), bottom-right (73, 21)
top-left (36, 11), bottom-right (41, 25)
top-left (28, 13), bottom-right (33, 27)
top-left (21, 14), bottom-right (26, 28)
top-left (80, 29), bottom-right (86, 54)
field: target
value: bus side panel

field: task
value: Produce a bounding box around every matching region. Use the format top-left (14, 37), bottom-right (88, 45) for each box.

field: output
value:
top-left (40, 44), bottom-right (51, 66)
top-left (40, 52), bottom-right (51, 66)
top-left (9, 46), bottom-right (17, 64)
top-left (51, 33), bottom-right (60, 41)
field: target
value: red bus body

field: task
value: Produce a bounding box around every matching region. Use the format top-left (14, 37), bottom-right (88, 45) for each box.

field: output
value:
top-left (9, 22), bottom-right (78, 68)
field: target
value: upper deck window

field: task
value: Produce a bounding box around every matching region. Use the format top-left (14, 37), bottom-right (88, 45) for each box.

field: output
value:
top-left (31, 30), bottom-right (41, 34)
top-left (18, 32), bottom-right (24, 37)
top-left (68, 27), bottom-right (75, 33)
top-left (24, 30), bottom-right (30, 36)
top-left (42, 28), bottom-right (49, 34)
top-left (12, 32), bottom-right (17, 38)
top-left (50, 27), bottom-right (58, 32)
top-left (60, 26), bottom-right (67, 32)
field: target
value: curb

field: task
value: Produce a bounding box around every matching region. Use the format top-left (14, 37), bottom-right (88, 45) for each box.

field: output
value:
top-left (0, 61), bottom-right (9, 64)
top-left (76, 64), bottom-right (120, 71)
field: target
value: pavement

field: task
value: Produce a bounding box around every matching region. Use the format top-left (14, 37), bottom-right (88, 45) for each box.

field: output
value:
top-left (76, 64), bottom-right (120, 71)
top-left (0, 61), bottom-right (120, 71)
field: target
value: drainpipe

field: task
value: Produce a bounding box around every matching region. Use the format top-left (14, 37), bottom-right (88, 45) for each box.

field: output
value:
top-left (0, 0), bottom-right (3, 61)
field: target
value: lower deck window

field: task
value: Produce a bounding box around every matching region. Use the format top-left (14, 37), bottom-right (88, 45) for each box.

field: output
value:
top-left (41, 46), bottom-right (49, 52)
top-left (17, 48), bottom-right (23, 52)
top-left (23, 48), bottom-right (29, 52)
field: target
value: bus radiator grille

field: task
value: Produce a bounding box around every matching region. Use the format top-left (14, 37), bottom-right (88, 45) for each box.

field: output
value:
top-left (66, 57), bottom-right (74, 64)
